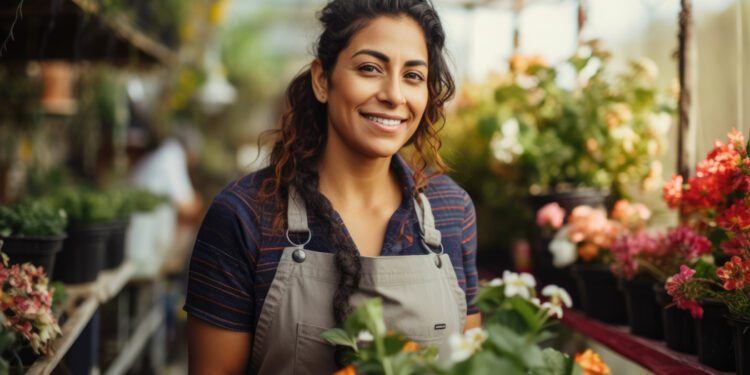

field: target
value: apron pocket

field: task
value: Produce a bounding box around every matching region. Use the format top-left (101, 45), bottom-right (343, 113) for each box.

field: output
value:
top-left (294, 322), bottom-right (337, 375)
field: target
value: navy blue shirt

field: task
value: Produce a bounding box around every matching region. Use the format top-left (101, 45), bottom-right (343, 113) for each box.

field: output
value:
top-left (184, 155), bottom-right (478, 332)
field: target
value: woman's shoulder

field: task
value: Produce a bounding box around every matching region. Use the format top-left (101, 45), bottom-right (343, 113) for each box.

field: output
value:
top-left (423, 173), bottom-right (473, 209)
top-left (209, 167), bottom-right (275, 221)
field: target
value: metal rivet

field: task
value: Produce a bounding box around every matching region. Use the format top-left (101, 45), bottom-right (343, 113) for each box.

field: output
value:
top-left (292, 248), bottom-right (307, 263)
top-left (434, 255), bottom-right (442, 268)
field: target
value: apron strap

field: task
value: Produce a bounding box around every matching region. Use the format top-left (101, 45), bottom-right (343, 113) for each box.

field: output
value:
top-left (286, 186), bottom-right (311, 247)
top-left (414, 193), bottom-right (443, 251)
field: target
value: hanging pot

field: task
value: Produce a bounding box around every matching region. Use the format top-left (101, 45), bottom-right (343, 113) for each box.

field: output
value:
top-left (653, 283), bottom-right (696, 354)
top-left (571, 262), bottom-right (627, 325)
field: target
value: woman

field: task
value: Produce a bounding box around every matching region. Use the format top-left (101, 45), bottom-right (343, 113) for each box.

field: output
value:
top-left (185, 0), bottom-right (480, 373)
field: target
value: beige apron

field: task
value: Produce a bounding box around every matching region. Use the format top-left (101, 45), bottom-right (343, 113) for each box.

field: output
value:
top-left (249, 188), bottom-right (467, 374)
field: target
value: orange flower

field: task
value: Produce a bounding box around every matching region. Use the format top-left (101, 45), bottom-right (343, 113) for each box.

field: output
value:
top-left (402, 341), bottom-right (419, 353)
top-left (333, 365), bottom-right (356, 375)
top-left (575, 349), bottom-right (611, 375)
top-left (578, 243), bottom-right (599, 262)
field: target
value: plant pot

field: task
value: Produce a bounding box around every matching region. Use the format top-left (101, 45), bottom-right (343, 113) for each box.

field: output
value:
top-left (104, 219), bottom-right (129, 270)
top-left (571, 263), bottom-right (627, 325)
top-left (653, 284), bottom-right (697, 354)
top-left (528, 189), bottom-right (609, 306)
top-left (54, 222), bottom-right (113, 284)
top-left (727, 315), bottom-right (750, 375)
top-left (0, 234), bottom-right (66, 276)
top-left (695, 301), bottom-right (735, 372)
top-left (619, 275), bottom-right (663, 339)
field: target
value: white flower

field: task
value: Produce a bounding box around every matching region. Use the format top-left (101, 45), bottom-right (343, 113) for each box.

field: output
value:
top-left (449, 333), bottom-right (475, 363)
top-left (357, 330), bottom-right (374, 343)
top-left (541, 301), bottom-right (563, 318)
top-left (490, 118), bottom-right (524, 163)
top-left (549, 227), bottom-right (577, 267)
top-left (448, 327), bottom-right (488, 363)
top-left (488, 278), bottom-right (503, 287)
top-left (636, 57), bottom-right (659, 80)
top-left (646, 112), bottom-right (672, 135)
top-left (542, 285), bottom-right (573, 308)
top-left (502, 270), bottom-right (536, 299)
top-left (530, 297), bottom-right (541, 307)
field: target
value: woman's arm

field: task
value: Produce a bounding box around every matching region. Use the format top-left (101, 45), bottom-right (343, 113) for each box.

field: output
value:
top-left (187, 316), bottom-right (252, 375)
top-left (463, 312), bottom-right (482, 331)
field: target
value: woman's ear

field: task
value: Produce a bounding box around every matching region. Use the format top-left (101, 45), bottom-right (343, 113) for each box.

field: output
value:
top-left (310, 59), bottom-right (329, 103)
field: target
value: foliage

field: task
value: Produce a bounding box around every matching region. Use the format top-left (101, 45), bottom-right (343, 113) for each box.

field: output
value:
top-left (0, 250), bottom-right (62, 360)
top-left (49, 188), bottom-right (117, 224)
top-left (0, 201), bottom-right (67, 237)
top-left (323, 272), bottom-right (597, 375)
top-left (662, 129), bottom-right (750, 319)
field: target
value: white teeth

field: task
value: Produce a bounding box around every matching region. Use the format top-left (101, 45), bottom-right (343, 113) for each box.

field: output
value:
top-left (365, 115), bottom-right (402, 127)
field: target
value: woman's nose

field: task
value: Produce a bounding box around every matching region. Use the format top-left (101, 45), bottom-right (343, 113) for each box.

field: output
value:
top-left (377, 75), bottom-right (406, 106)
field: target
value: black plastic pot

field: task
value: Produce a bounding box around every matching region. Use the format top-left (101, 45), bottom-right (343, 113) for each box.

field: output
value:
top-left (54, 222), bottom-right (113, 284)
top-left (0, 234), bottom-right (66, 276)
top-left (695, 301), bottom-right (735, 372)
top-left (727, 316), bottom-right (750, 375)
top-left (528, 189), bottom-right (609, 308)
top-left (104, 219), bottom-right (129, 270)
top-left (571, 263), bottom-right (627, 325)
top-left (620, 276), bottom-right (663, 339)
top-left (653, 284), bottom-right (697, 354)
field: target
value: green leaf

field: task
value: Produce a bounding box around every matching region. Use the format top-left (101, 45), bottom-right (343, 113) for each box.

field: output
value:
top-left (448, 350), bottom-right (521, 375)
top-left (508, 297), bottom-right (541, 332)
top-left (530, 348), bottom-right (573, 375)
top-left (320, 328), bottom-right (357, 350)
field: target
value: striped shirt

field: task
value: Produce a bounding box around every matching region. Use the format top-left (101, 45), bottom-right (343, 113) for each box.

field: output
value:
top-left (183, 155), bottom-right (478, 332)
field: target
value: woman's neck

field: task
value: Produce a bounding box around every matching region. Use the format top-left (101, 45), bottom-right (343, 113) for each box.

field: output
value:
top-left (317, 144), bottom-right (400, 211)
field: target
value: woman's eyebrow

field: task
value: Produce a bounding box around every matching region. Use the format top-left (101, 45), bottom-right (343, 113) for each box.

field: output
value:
top-left (351, 49), bottom-right (427, 68)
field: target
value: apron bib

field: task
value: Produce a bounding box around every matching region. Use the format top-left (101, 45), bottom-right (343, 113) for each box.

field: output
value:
top-left (249, 188), bottom-right (467, 374)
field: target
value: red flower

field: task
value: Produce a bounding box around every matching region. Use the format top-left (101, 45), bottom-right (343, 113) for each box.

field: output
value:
top-left (716, 256), bottom-right (750, 290)
top-left (663, 174), bottom-right (683, 209)
top-left (721, 233), bottom-right (750, 257)
top-left (682, 174), bottom-right (725, 210)
top-left (717, 200), bottom-right (750, 232)
top-left (667, 225), bottom-right (712, 259)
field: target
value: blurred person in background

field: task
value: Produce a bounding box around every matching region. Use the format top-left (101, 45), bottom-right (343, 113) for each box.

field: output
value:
top-left (185, 0), bottom-right (480, 373)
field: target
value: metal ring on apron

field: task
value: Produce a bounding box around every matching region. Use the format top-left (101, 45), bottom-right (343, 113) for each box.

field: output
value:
top-left (286, 229), bottom-right (312, 263)
top-left (420, 238), bottom-right (445, 268)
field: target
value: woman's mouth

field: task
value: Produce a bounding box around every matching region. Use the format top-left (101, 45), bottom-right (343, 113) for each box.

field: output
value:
top-left (361, 112), bottom-right (406, 133)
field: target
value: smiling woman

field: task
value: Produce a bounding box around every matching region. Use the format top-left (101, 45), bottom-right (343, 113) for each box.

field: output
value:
top-left (184, 1), bottom-right (480, 374)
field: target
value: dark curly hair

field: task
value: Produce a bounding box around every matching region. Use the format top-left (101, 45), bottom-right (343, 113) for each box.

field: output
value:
top-left (260, 0), bottom-right (454, 365)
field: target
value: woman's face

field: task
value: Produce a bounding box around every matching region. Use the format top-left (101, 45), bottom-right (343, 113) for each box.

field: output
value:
top-left (314, 15), bottom-right (429, 160)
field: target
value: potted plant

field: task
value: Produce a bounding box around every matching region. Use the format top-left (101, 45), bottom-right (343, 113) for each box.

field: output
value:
top-left (51, 188), bottom-right (118, 284)
top-left (662, 129), bottom-right (750, 372)
top-left (540, 200), bottom-right (650, 325)
top-left (0, 201), bottom-right (68, 276)
top-left (609, 225), bottom-right (710, 344)
top-left (322, 272), bottom-right (609, 374)
top-left (0, 246), bottom-right (63, 370)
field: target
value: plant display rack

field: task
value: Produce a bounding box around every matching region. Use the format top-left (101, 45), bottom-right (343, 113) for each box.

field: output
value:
top-left (562, 309), bottom-right (733, 375)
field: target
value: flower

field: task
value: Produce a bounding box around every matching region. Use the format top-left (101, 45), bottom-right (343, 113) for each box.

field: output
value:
top-left (401, 341), bottom-right (419, 353)
top-left (488, 278), bottom-right (503, 287)
top-left (448, 327), bottom-right (488, 363)
top-left (721, 233), bottom-right (750, 256)
top-left (716, 256), bottom-right (750, 290)
top-left (542, 285), bottom-right (573, 308)
top-left (502, 271), bottom-right (536, 299)
top-left (663, 174), bottom-right (683, 208)
top-left (333, 365), bottom-right (357, 375)
top-left (665, 265), bottom-right (704, 318)
top-left (575, 349), bottom-right (612, 375)
top-left (536, 202), bottom-right (566, 230)
top-left (357, 330), bottom-right (374, 343)
top-left (717, 199), bottom-right (750, 232)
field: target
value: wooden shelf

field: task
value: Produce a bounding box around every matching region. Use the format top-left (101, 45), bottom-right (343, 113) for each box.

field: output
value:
top-left (26, 262), bottom-right (135, 375)
top-left (0, 0), bottom-right (177, 64)
top-left (103, 300), bottom-right (164, 375)
top-left (561, 309), bottom-right (732, 375)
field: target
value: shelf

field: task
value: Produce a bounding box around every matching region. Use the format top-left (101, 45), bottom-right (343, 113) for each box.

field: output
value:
top-left (561, 309), bottom-right (732, 375)
top-left (103, 300), bottom-right (164, 375)
top-left (0, 0), bottom-right (177, 64)
top-left (25, 262), bottom-right (135, 375)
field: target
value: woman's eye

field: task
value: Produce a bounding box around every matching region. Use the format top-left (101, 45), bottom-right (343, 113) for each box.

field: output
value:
top-left (405, 72), bottom-right (424, 81)
top-left (359, 64), bottom-right (380, 73)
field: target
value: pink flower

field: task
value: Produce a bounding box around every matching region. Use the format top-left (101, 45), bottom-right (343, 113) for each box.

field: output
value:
top-left (666, 225), bottom-right (712, 259)
top-left (536, 202), bottom-right (566, 229)
top-left (610, 232), bottom-right (662, 279)
top-left (666, 265), bottom-right (704, 318)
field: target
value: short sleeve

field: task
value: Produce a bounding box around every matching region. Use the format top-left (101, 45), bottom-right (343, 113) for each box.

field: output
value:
top-left (461, 192), bottom-right (479, 315)
top-left (183, 193), bottom-right (257, 331)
